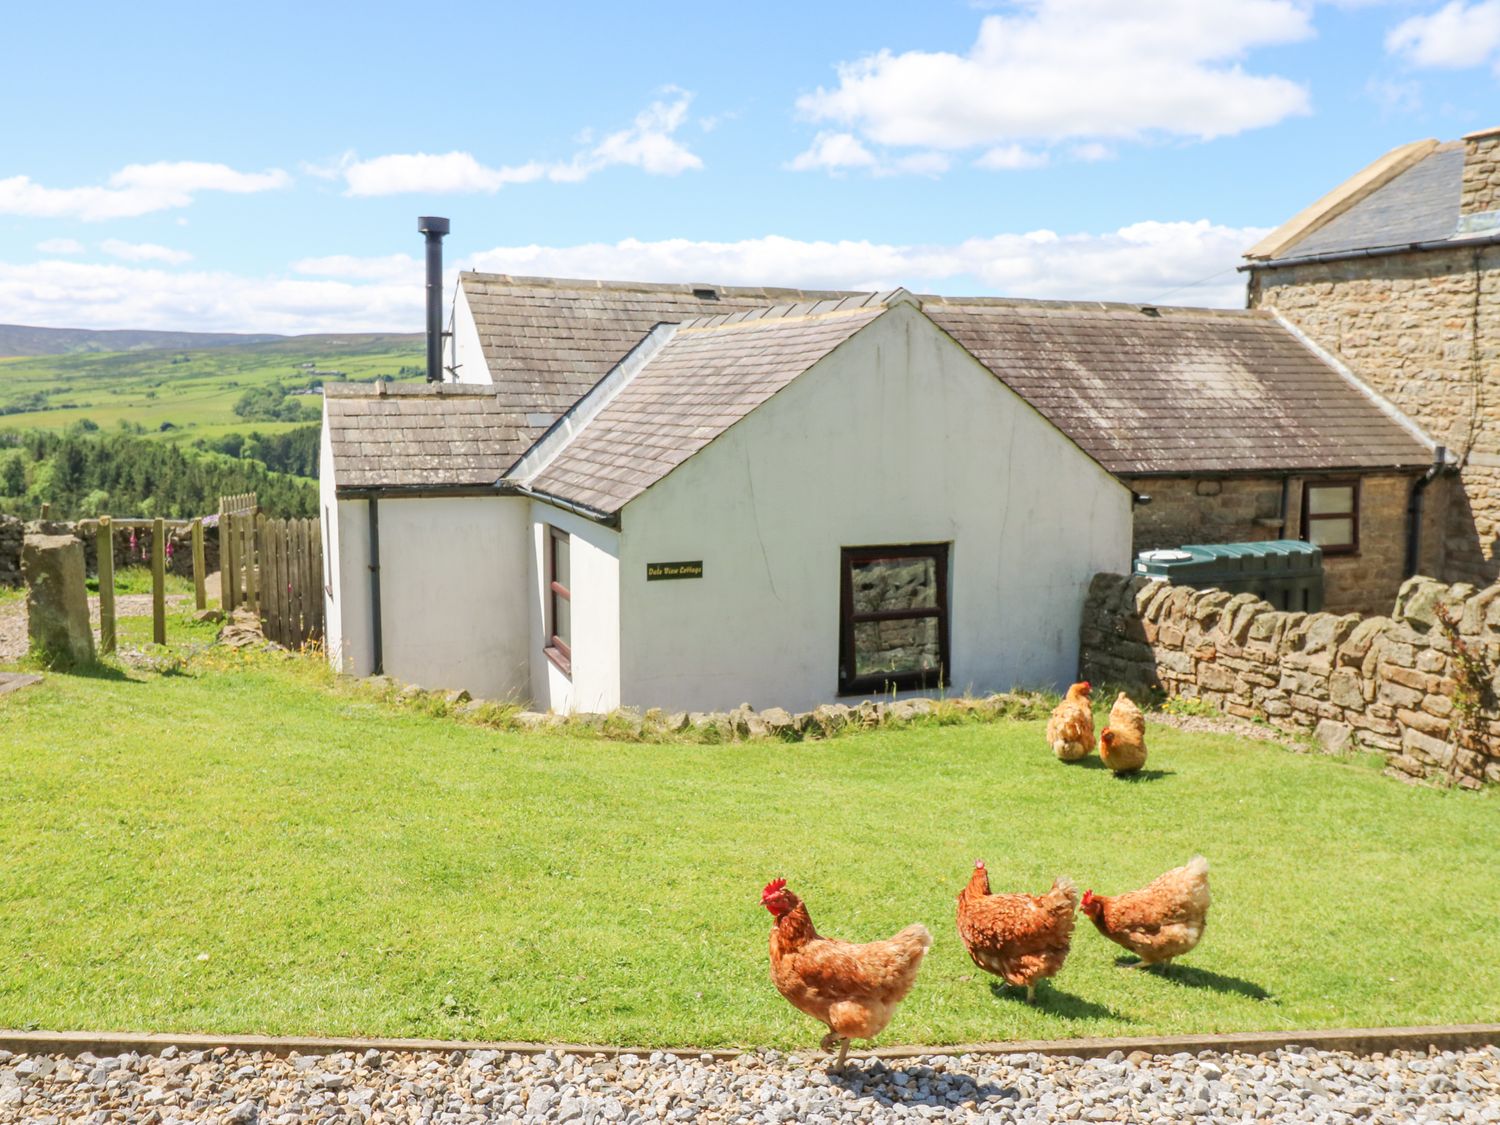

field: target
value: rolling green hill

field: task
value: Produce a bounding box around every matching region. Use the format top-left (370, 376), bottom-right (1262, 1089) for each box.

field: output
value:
top-left (0, 333), bottom-right (424, 444)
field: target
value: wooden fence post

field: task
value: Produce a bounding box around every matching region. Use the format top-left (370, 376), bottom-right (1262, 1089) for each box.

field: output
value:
top-left (222, 513), bottom-right (237, 613)
top-left (151, 516), bottom-right (167, 645)
top-left (191, 517), bottom-right (206, 610)
top-left (248, 513), bottom-right (261, 616)
top-left (98, 516), bottom-right (116, 655)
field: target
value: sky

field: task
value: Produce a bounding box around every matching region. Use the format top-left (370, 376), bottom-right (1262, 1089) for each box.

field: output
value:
top-left (1, 0), bottom-right (1497, 334)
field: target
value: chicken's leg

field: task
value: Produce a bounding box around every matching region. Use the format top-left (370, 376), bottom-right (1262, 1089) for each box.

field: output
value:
top-left (819, 1031), bottom-right (838, 1053)
top-left (1025, 983), bottom-right (1036, 1003)
top-left (834, 1037), bottom-right (851, 1070)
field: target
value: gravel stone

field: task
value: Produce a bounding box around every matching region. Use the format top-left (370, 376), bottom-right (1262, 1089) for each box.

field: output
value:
top-left (1, 1043), bottom-right (1495, 1122)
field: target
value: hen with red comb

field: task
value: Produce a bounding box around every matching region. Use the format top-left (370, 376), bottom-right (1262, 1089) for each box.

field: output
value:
top-left (761, 879), bottom-right (931, 1070)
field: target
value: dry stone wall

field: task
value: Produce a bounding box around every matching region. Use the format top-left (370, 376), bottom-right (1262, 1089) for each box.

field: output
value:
top-left (7, 519), bottom-right (217, 580)
top-left (0, 516), bottom-right (21, 586)
top-left (1248, 244), bottom-right (1500, 587)
top-left (1080, 572), bottom-right (1498, 789)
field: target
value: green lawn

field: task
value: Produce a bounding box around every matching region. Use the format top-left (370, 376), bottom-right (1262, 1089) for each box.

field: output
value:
top-left (0, 654), bottom-right (1495, 1048)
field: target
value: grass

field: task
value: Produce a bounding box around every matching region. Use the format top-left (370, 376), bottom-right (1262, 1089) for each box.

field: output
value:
top-left (0, 336), bottom-right (421, 440)
top-left (87, 566), bottom-right (197, 598)
top-left (0, 653), bottom-right (1495, 1049)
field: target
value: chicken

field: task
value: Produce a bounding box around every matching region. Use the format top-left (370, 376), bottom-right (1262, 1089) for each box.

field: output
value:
top-left (1047, 681), bottom-right (1094, 761)
top-left (1080, 856), bottom-right (1210, 972)
top-left (954, 861), bottom-right (1078, 1002)
top-left (1099, 691), bottom-right (1147, 773)
top-left (762, 879), bottom-right (932, 1069)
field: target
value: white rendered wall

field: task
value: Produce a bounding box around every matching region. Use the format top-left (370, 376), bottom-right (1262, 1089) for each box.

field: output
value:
top-left (528, 502), bottom-right (621, 714)
top-left (616, 303), bottom-right (1133, 713)
top-left (318, 422), bottom-right (349, 672)
top-left (448, 285), bottom-right (490, 385)
top-left (327, 496), bottom-right (371, 676)
top-left (374, 496), bottom-right (531, 699)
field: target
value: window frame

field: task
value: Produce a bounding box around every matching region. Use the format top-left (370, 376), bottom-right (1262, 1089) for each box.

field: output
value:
top-left (545, 526), bottom-right (572, 676)
top-left (838, 543), bottom-right (950, 697)
top-left (1301, 478), bottom-right (1361, 557)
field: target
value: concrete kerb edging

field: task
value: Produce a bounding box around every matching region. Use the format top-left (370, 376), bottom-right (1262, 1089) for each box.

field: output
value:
top-left (1, 1025), bottom-right (1495, 1063)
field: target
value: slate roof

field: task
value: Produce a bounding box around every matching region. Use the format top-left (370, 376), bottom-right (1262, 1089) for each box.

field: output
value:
top-left (1270, 142), bottom-right (1465, 262)
top-left (324, 382), bottom-right (537, 490)
top-left (921, 299), bottom-right (1434, 476)
top-left (459, 272), bottom-right (860, 423)
top-left (523, 297), bottom-right (888, 513)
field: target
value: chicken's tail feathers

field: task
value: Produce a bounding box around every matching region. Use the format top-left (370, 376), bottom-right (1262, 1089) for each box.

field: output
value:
top-left (1050, 876), bottom-right (1080, 910)
top-left (1185, 855), bottom-right (1209, 878)
top-left (895, 922), bottom-right (934, 953)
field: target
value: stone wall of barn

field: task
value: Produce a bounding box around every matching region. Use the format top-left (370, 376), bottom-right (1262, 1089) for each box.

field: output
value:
top-left (1247, 243), bottom-right (1500, 588)
top-left (1080, 572), bottom-right (1498, 789)
top-left (1124, 471), bottom-right (1438, 617)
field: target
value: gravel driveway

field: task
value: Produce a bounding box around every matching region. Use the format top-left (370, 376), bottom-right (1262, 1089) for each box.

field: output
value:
top-left (1, 1043), bottom-right (1495, 1123)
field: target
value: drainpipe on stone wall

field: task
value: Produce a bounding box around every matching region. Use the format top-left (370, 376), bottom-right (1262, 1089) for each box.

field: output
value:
top-left (1404, 446), bottom-right (1450, 579)
top-left (1277, 476), bottom-right (1292, 539)
top-left (368, 497), bottom-right (384, 675)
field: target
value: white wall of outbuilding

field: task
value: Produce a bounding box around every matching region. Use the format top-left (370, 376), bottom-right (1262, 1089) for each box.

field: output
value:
top-left (614, 303), bottom-right (1132, 713)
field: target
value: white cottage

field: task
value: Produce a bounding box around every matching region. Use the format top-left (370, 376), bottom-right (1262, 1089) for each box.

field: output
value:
top-left (322, 278), bottom-right (1136, 712)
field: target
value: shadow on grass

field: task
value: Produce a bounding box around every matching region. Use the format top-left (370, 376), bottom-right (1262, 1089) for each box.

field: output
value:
top-left (987, 980), bottom-right (1131, 1021)
top-left (1113, 956), bottom-right (1273, 1000)
top-left (1110, 768), bottom-right (1175, 783)
top-left (830, 1059), bottom-right (1017, 1102)
top-left (1063, 758), bottom-right (1175, 782)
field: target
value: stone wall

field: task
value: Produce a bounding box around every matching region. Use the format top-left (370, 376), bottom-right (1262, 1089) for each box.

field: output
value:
top-left (1248, 243), bottom-right (1500, 587)
top-left (0, 516), bottom-right (21, 586)
top-left (1462, 130), bottom-right (1500, 218)
top-left (2, 519), bottom-right (218, 583)
top-left (1126, 471), bottom-right (1435, 616)
top-left (1080, 572), bottom-right (1498, 789)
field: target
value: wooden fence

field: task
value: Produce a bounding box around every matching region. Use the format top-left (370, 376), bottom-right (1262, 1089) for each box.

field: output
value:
top-left (88, 515), bottom-right (208, 653)
top-left (256, 516), bottom-right (325, 648)
top-left (220, 509), bottom-right (324, 648)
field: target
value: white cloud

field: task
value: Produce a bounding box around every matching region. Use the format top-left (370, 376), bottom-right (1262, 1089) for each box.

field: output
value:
top-left (1386, 0), bottom-right (1500, 69)
top-left (292, 253), bottom-right (423, 283)
top-left (0, 162), bottom-right (290, 221)
top-left (463, 221), bottom-right (1265, 308)
top-left (0, 220), bottom-right (1265, 334)
top-left (794, 0), bottom-right (1312, 174)
top-left (974, 144), bottom-right (1050, 170)
top-left (35, 238), bottom-right (84, 255)
top-left (786, 131), bottom-right (879, 173)
top-left (0, 259), bottom-right (425, 334)
top-left (342, 91), bottom-right (703, 196)
top-left (100, 239), bottom-right (193, 265)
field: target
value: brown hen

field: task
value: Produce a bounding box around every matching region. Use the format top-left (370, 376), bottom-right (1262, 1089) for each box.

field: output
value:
top-left (955, 861), bottom-right (1078, 1002)
top-left (1047, 682), bottom-right (1094, 761)
top-left (1081, 856), bottom-right (1210, 971)
top-left (1099, 691), bottom-right (1148, 773)
top-left (762, 879), bottom-right (932, 1069)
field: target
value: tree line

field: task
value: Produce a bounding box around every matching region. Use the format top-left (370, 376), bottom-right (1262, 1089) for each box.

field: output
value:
top-left (0, 428), bottom-right (318, 520)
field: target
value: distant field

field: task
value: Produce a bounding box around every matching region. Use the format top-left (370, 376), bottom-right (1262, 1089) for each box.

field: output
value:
top-left (0, 334), bottom-right (423, 440)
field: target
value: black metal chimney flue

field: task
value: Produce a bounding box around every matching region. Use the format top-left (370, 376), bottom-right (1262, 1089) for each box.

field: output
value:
top-left (418, 216), bottom-right (450, 382)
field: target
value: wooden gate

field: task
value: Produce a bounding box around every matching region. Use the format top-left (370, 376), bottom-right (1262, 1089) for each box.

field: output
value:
top-left (256, 516), bottom-right (325, 648)
top-left (219, 506), bottom-right (325, 648)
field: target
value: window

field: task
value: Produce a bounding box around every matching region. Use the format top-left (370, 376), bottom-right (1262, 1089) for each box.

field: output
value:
top-left (839, 544), bottom-right (949, 696)
top-left (1302, 480), bottom-right (1359, 555)
top-left (546, 527), bottom-right (572, 675)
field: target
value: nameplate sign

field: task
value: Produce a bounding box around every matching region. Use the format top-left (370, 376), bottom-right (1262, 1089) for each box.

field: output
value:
top-left (647, 560), bottom-right (703, 581)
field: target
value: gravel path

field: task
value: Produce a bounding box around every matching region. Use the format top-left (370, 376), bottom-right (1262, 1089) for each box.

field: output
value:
top-left (0, 592), bottom-right (195, 663)
top-left (2, 1043), bottom-right (1495, 1123)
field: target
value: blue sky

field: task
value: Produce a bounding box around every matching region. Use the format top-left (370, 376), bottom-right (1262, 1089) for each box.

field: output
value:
top-left (2, 0), bottom-right (1497, 332)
